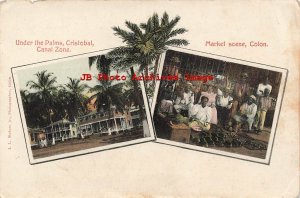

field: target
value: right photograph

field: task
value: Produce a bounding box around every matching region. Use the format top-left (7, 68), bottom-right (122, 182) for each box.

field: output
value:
top-left (152, 48), bottom-right (287, 164)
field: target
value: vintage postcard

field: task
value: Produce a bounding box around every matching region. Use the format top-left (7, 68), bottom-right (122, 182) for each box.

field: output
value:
top-left (1, 1), bottom-right (299, 197)
top-left (12, 49), bottom-right (155, 164)
top-left (152, 47), bottom-right (287, 164)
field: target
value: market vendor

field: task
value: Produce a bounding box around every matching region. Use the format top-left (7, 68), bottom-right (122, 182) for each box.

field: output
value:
top-left (233, 95), bottom-right (257, 132)
top-left (188, 96), bottom-right (212, 131)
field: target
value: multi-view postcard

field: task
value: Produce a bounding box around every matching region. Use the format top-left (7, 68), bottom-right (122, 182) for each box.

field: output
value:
top-left (151, 47), bottom-right (287, 164)
top-left (12, 49), bottom-right (155, 164)
top-left (10, 8), bottom-right (288, 165)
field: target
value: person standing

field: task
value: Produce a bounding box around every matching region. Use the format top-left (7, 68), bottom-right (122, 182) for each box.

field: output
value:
top-left (230, 72), bottom-right (250, 118)
top-left (201, 85), bottom-right (217, 125)
top-left (193, 85), bottom-right (202, 105)
top-left (216, 87), bottom-right (233, 127)
top-left (254, 77), bottom-right (273, 129)
top-left (254, 88), bottom-right (272, 132)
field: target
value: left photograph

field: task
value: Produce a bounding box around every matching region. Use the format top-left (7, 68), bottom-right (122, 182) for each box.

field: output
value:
top-left (12, 50), bottom-right (155, 164)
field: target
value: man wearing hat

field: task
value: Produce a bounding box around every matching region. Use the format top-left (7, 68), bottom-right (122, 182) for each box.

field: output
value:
top-left (230, 72), bottom-right (250, 118)
top-left (233, 95), bottom-right (257, 132)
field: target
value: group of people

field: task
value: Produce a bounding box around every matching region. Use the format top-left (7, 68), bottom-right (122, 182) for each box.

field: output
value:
top-left (158, 72), bottom-right (274, 134)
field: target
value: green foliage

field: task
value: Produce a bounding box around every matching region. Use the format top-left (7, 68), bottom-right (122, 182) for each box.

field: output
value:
top-left (21, 71), bottom-right (89, 128)
top-left (64, 78), bottom-right (89, 119)
top-left (108, 12), bottom-right (189, 73)
top-left (88, 55), bottom-right (125, 115)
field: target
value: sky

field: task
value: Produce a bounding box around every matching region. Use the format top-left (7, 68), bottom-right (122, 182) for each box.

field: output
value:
top-left (15, 55), bottom-right (129, 93)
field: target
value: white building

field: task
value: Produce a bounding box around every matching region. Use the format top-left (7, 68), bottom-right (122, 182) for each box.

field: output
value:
top-left (77, 109), bottom-right (133, 136)
top-left (44, 119), bottom-right (77, 141)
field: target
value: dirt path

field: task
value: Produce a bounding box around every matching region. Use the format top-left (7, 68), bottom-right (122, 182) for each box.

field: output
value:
top-left (32, 131), bottom-right (143, 159)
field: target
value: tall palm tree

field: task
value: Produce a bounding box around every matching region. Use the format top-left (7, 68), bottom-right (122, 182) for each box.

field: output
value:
top-left (89, 81), bottom-right (125, 115)
top-left (109, 12), bottom-right (189, 73)
top-left (20, 89), bottom-right (48, 128)
top-left (65, 77), bottom-right (89, 119)
top-left (52, 86), bottom-right (70, 120)
top-left (140, 12), bottom-right (189, 76)
top-left (26, 70), bottom-right (57, 124)
top-left (107, 12), bottom-right (189, 120)
top-left (122, 79), bottom-right (142, 107)
top-left (20, 90), bottom-right (29, 110)
top-left (88, 55), bottom-right (125, 116)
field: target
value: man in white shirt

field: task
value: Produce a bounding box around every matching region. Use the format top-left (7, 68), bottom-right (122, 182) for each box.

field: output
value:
top-left (256, 77), bottom-right (272, 97)
top-left (188, 96), bottom-right (212, 131)
top-left (233, 95), bottom-right (257, 132)
top-left (216, 88), bottom-right (233, 127)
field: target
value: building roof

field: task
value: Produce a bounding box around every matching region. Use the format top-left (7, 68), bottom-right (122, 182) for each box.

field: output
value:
top-left (28, 128), bottom-right (44, 134)
top-left (79, 114), bottom-right (127, 126)
top-left (45, 119), bottom-right (75, 128)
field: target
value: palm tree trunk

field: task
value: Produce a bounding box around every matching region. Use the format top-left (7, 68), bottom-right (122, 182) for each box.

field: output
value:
top-left (153, 56), bottom-right (160, 76)
top-left (152, 56), bottom-right (160, 85)
top-left (144, 65), bottom-right (149, 89)
top-left (144, 65), bottom-right (149, 77)
top-left (79, 100), bottom-right (86, 115)
top-left (130, 67), bottom-right (145, 121)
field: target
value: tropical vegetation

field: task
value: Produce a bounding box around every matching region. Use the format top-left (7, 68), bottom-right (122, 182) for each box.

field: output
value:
top-left (21, 12), bottom-right (189, 128)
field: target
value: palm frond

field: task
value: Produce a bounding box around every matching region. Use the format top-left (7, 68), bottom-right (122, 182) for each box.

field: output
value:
top-left (168, 28), bottom-right (188, 38)
top-left (112, 26), bottom-right (134, 43)
top-left (89, 84), bottom-right (105, 93)
top-left (145, 17), bottom-right (154, 34)
top-left (151, 13), bottom-right (160, 29)
top-left (89, 56), bottom-right (98, 69)
top-left (161, 12), bottom-right (169, 26)
top-left (47, 76), bottom-right (57, 87)
top-left (165, 39), bottom-right (189, 46)
top-left (26, 80), bottom-right (41, 89)
top-left (96, 55), bottom-right (111, 74)
top-left (108, 46), bottom-right (132, 58)
top-left (167, 15), bottom-right (181, 30)
top-left (125, 21), bottom-right (143, 37)
top-left (140, 23), bottom-right (147, 30)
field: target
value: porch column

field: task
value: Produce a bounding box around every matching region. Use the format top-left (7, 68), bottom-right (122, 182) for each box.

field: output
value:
top-left (114, 117), bottom-right (119, 134)
top-left (106, 120), bottom-right (109, 130)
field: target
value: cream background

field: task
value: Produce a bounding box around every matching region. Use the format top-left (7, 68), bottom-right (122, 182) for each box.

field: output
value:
top-left (0, 1), bottom-right (299, 197)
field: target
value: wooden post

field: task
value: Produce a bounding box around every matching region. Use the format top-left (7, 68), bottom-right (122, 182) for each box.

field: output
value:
top-left (114, 117), bottom-right (119, 134)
